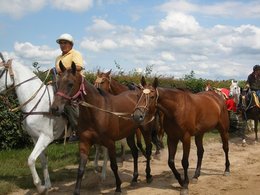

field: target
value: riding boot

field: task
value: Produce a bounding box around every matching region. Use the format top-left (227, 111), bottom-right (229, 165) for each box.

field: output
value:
top-left (64, 103), bottom-right (79, 142)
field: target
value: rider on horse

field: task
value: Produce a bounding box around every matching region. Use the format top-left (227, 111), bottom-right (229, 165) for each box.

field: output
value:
top-left (53, 33), bottom-right (85, 142)
top-left (245, 64), bottom-right (260, 100)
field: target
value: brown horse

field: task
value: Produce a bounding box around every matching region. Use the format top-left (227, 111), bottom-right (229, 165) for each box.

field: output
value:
top-left (94, 69), bottom-right (164, 155)
top-left (94, 69), bottom-right (146, 156)
top-left (51, 62), bottom-right (154, 195)
top-left (132, 77), bottom-right (230, 194)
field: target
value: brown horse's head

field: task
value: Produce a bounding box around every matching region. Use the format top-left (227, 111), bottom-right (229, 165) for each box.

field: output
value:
top-left (94, 69), bottom-right (112, 91)
top-left (51, 61), bottom-right (84, 116)
top-left (133, 76), bottom-right (159, 125)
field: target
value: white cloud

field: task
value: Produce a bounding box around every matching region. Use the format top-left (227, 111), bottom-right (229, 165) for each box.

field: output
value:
top-left (0, 0), bottom-right (46, 19)
top-left (161, 51), bottom-right (175, 61)
top-left (159, 0), bottom-right (260, 18)
top-left (14, 42), bottom-right (58, 65)
top-left (159, 12), bottom-right (200, 35)
top-left (51, 0), bottom-right (93, 12)
top-left (80, 38), bottom-right (117, 52)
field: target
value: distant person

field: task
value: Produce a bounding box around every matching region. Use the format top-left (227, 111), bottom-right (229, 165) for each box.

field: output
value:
top-left (54, 33), bottom-right (84, 142)
top-left (245, 64), bottom-right (260, 99)
top-left (205, 82), bottom-right (213, 91)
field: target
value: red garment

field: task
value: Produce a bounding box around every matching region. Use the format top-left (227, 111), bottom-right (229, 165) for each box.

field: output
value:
top-left (221, 88), bottom-right (230, 99)
top-left (226, 98), bottom-right (237, 112)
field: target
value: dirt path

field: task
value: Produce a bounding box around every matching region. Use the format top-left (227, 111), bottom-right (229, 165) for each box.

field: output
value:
top-left (10, 132), bottom-right (260, 195)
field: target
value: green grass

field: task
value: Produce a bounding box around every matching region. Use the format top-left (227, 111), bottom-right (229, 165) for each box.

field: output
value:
top-left (0, 131), bottom-right (224, 194)
top-left (0, 140), bottom-right (131, 194)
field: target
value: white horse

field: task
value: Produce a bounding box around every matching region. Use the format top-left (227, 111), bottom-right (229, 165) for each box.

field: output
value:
top-left (229, 80), bottom-right (240, 105)
top-left (0, 55), bottom-right (66, 194)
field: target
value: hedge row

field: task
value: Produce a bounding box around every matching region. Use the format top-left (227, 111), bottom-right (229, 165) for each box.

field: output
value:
top-left (0, 69), bottom-right (245, 150)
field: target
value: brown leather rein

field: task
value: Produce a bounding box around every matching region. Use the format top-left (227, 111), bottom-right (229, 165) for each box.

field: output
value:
top-left (0, 57), bottom-right (53, 120)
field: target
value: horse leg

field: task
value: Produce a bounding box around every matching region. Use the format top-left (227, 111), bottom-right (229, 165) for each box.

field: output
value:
top-left (126, 133), bottom-right (139, 184)
top-left (39, 151), bottom-right (51, 189)
top-left (94, 144), bottom-right (101, 172)
top-left (167, 137), bottom-right (183, 187)
top-left (141, 128), bottom-right (153, 183)
top-left (101, 146), bottom-right (108, 181)
top-left (192, 134), bottom-right (204, 181)
top-left (254, 120), bottom-right (258, 143)
top-left (106, 141), bottom-right (122, 193)
top-left (136, 128), bottom-right (146, 158)
top-left (74, 140), bottom-right (92, 195)
top-left (219, 129), bottom-right (230, 176)
top-left (28, 134), bottom-right (53, 194)
top-left (181, 134), bottom-right (191, 194)
top-left (151, 121), bottom-right (161, 155)
top-left (119, 138), bottom-right (127, 162)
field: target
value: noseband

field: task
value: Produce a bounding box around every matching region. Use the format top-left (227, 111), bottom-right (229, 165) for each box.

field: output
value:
top-left (0, 59), bottom-right (15, 91)
top-left (94, 75), bottom-right (111, 89)
top-left (56, 76), bottom-right (86, 101)
top-left (135, 87), bottom-right (159, 114)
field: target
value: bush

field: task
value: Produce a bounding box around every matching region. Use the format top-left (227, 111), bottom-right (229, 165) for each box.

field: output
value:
top-left (0, 93), bottom-right (32, 150)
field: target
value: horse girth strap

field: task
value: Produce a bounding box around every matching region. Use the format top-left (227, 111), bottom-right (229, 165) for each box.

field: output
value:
top-left (79, 101), bottom-right (133, 120)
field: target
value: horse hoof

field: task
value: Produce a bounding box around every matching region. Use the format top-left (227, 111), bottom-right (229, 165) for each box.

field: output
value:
top-left (146, 176), bottom-right (153, 184)
top-left (130, 181), bottom-right (138, 186)
top-left (191, 178), bottom-right (198, 184)
top-left (224, 171), bottom-right (230, 176)
top-left (114, 191), bottom-right (122, 195)
top-left (180, 188), bottom-right (189, 195)
top-left (38, 186), bottom-right (47, 195)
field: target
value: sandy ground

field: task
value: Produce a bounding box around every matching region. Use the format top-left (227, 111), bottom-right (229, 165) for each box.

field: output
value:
top-left (9, 132), bottom-right (260, 195)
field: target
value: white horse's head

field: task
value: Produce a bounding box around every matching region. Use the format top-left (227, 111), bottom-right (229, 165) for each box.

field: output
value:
top-left (229, 80), bottom-right (240, 104)
top-left (0, 56), bottom-right (14, 93)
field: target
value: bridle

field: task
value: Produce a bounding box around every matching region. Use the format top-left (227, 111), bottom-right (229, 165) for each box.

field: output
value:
top-left (134, 86), bottom-right (159, 124)
top-left (56, 75), bottom-right (86, 101)
top-left (0, 54), bottom-right (52, 118)
top-left (94, 75), bottom-right (111, 90)
top-left (0, 59), bottom-right (15, 91)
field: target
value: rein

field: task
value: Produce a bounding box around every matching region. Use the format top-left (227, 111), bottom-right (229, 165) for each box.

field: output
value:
top-left (10, 69), bottom-right (51, 112)
top-left (79, 101), bottom-right (133, 119)
top-left (0, 57), bottom-right (52, 116)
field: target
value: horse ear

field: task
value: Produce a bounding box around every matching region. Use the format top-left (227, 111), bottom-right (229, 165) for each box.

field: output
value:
top-left (141, 76), bottom-right (146, 87)
top-left (153, 77), bottom-right (158, 88)
top-left (97, 69), bottom-right (100, 75)
top-left (107, 69), bottom-right (112, 75)
top-left (59, 61), bottom-right (66, 72)
top-left (71, 61), bottom-right (76, 75)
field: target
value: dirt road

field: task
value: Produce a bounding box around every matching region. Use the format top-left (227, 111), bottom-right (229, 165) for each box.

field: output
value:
top-left (10, 132), bottom-right (260, 195)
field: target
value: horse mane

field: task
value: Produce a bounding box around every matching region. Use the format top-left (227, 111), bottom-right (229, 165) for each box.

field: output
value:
top-left (96, 87), bottom-right (107, 96)
top-left (176, 87), bottom-right (192, 93)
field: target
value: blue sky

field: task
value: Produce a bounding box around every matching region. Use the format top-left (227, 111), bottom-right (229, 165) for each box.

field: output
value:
top-left (1, 0), bottom-right (260, 80)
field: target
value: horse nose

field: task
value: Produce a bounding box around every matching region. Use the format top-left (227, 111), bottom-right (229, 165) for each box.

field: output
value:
top-left (50, 106), bottom-right (60, 116)
top-left (133, 109), bottom-right (145, 123)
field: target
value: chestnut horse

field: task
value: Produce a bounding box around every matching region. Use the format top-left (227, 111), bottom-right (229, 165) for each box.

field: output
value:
top-left (51, 62), bottom-right (154, 194)
top-left (133, 77), bottom-right (230, 194)
top-left (94, 69), bottom-right (164, 155)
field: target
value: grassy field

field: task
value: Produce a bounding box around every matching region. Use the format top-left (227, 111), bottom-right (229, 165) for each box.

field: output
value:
top-left (0, 131), bottom-right (227, 195)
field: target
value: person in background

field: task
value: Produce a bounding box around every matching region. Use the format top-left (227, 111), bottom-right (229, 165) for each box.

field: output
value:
top-left (245, 64), bottom-right (260, 99)
top-left (54, 33), bottom-right (84, 142)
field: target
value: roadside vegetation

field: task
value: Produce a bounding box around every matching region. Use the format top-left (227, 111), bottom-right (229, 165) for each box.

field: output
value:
top-left (0, 62), bottom-right (246, 194)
